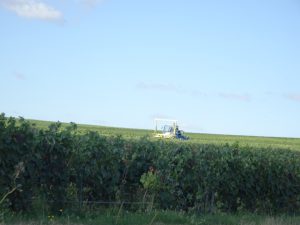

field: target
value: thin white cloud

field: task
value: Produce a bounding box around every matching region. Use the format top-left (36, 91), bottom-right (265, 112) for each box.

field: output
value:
top-left (137, 82), bottom-right (252, 102)
top-left (13, 71), bottom-right (26, 80)
top-left (218, 93), bottom-right (251, 102)
top-left (150, 113), bottom-right (172, 120)
top-left (136, 82), bottom-right (207, 97)
top-left (137, 82), bottom-right (182, 93)
top-left (80, 0), bottom-right (104, 8)
top-left (0, 0), bottom-right (63, 22)
top-left (285, 94), bottom-right (300, 102)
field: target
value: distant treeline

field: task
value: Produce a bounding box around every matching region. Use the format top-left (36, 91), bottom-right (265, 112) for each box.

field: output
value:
top-left (0, 113), bottom-right (299, 214)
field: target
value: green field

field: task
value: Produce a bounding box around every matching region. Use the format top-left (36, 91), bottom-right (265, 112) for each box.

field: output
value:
top-left (29, 119), bottom-right (300, 151)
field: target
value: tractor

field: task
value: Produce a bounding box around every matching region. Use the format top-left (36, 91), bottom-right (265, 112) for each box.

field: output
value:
top-left (153, 118), bottom-right (189, 140)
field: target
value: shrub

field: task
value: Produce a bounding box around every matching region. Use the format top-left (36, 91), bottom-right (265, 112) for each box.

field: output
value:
top-left (0, 114), bottom-right (299, 214)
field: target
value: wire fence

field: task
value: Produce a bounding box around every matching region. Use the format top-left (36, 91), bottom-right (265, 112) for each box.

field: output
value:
top-left (18, 197), bottom-right (159, 213)
top-left (24, 200), bottom-right (155, 205)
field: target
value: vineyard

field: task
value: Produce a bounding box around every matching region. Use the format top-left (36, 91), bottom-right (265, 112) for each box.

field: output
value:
top-left (1, 113), bottom-right (299, 218)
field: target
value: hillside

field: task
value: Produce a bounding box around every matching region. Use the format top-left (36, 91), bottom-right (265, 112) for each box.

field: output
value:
top-left (28, 119), bottom-right (300, 151)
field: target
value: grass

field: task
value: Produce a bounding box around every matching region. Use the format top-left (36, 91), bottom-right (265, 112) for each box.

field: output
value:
top-left (2, 210), bottom-right (300, 225)
top-left (28, 119), bottom-right (300, 151)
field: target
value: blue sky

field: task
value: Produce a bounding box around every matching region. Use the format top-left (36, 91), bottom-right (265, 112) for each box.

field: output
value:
top-left (0, 0), bottom-right (300, 137)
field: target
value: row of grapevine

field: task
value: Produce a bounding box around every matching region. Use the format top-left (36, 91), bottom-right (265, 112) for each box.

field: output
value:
top-left (0, 113), bottom-right (299, 214)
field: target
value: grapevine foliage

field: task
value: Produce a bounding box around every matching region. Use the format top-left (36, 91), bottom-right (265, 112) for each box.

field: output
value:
top-left (0, 113), bottom-right (299, 213)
